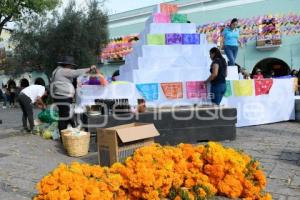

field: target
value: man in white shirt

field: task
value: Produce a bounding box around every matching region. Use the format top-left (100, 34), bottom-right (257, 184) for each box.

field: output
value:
top-left (17, 85), bottom-right (48, 133)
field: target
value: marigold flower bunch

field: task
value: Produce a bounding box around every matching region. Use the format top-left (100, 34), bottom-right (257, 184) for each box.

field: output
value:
top-left (34, 142), bottom-right (272, 200)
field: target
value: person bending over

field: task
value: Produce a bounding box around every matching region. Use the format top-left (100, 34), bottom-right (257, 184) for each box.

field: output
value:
top-left (18, 85), bottom-right (48, 133)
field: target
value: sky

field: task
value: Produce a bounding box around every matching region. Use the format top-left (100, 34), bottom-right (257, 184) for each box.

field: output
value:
top-left (5, 0), bottom-right (171, 29)
top-left (71, 0), bottom-right (172, 14)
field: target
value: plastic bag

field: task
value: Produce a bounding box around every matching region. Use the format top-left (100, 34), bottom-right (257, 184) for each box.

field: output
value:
top-left (42, 130), bottom-right (52, 139)
top-left (48, 122), bottom-right (60, 140)
top-left (33, 123), bottom-right (49, 136)
top-left (37, 122), bottom-right (60, 140)
top-left (51, 129), bottom-right (60, 140)
top-left (63, 125), bottom-right (87, 137)
top-left (38, 109), bottom-right (58, 124)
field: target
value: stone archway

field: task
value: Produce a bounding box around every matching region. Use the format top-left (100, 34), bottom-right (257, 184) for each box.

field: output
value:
top-left (34, 77), bottom-right (46, 86)
top-left (252, 58), bottom-right (290, 78)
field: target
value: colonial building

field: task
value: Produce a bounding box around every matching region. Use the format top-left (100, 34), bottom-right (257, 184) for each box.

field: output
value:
top-left (0, 28), bottom-right (49, 87)
top-left (0, 69), bottom-right (49, 88)
top-left (104, 0), bottom-right (300, 75)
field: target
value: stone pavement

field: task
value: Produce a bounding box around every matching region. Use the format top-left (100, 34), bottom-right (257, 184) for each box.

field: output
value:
top-left (0, 107), bottom-right (299, 200)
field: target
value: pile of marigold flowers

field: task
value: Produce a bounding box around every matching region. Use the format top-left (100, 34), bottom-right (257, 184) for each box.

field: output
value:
top-left (34, 142), bottom-right (272, 200)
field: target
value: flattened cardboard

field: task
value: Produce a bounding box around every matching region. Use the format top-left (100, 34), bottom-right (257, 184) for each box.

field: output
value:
top-left (114, 123), bottom-right (159, 143)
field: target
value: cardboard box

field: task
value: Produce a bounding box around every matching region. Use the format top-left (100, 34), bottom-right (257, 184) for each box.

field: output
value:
top-left (97, 123), bottom-right (160, 166)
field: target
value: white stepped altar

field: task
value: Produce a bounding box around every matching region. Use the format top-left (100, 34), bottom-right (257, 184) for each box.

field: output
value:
top-left (118, 6), bottom-right (215, 84)
top-left (78, 4), bottom-right (295, 128)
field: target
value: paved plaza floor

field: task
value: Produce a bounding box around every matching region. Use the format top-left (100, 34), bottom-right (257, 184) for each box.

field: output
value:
top-left (0, 107), bottom-right (299, 200)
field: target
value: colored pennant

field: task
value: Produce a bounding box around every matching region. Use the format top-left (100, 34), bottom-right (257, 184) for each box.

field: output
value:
top-left (147, 34), bottom-right (166, 45)
top-left (165, 33), bottom-right (183, 45)
top-left (255, 79), bottom-right (273, 96)
top-left (197, 13), bottom-right (300, 46)
top-left (161, 82), bottom-right (183, 99)
top-left (136, 83), bottom-right (159, 101)
top-left (160, 3), bottom-right (178, 15)
top-left (153, 13), bottom-right (171, 23)
top-left (233, 80), bottom-right (254, 96)
top-left (182, 34), bottom-right (200, 45)
top-left (186, 81), bottom-right (207, 99)
top-left (224, 81), bottom-right (232, 97)
top-left (171, 13), bottom-right (188, 23)
top-left (111, 81), bottom-right (129, 85)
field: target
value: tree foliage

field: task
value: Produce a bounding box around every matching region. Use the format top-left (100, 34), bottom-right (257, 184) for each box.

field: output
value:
top-left (0, 0), bottom-right (59, 34)
top-left (11, 0), bottom-right (108, 74)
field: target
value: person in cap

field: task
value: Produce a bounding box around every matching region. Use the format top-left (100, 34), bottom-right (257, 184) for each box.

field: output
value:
top-left (17, 85), bottom-right (49, 133)
top-left (51, 56), bottom-right (96, 133)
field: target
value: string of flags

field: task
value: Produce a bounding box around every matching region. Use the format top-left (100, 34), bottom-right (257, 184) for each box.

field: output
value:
top-left (136, 79), bottom-right (277, 101)
top-left (197, 13), bottom-right (300, 45)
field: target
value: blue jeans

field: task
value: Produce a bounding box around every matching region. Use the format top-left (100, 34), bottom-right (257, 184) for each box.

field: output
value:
top-left (2, 94), bottom-right (7, 107)
top-left (211, 83), bottom-right (226, 105)
top-left (224, 45), bottom-right (238, 66)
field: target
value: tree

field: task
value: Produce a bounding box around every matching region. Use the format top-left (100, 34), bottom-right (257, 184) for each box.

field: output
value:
top-left (11, 0), bottom-right (108, 74)
top-left (0, 0), bottom-right (59, 35)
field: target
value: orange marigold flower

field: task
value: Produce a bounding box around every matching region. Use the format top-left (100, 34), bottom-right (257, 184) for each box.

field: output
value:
top-left (34, 142), bottom-right (270, 200)
top-left (204, 164), bottom-right (225, 179)
top-left (185, 178), bottom-right (196, 188)
top-left (198, 188), bottom-right (206, 197)
top-left (69, 189), bottom-right (84, 200)
top-left (218, 175), bottom-right (243, 198)
top-left (254, 170), bottom-right (267, 187)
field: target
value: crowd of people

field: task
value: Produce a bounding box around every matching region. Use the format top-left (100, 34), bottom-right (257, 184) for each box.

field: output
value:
top-left (205, 45), bottom-right (300, 106)
top-left (1, 50), bottom-right (299, 134)
top-left (0, 83), bottom-right (18, 109)
top-left (0, 16), bottom-right (298, 136)
top-left (204, 17), bottom-right (300, 105)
